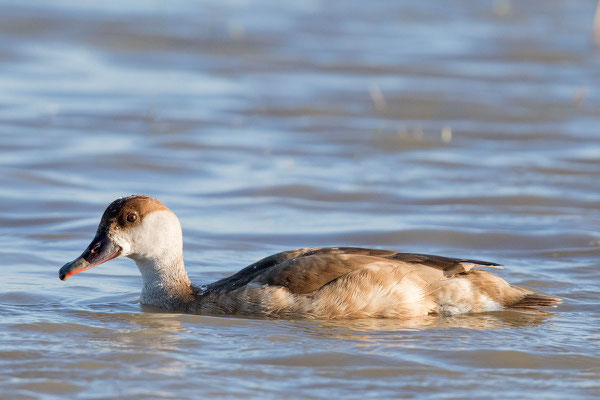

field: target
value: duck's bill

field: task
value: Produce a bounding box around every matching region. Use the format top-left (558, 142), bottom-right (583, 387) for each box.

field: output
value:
top-left (59, 234), bottom-right (121, 281)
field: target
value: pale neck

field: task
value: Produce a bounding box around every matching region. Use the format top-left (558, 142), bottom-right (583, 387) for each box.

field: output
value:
top-left (133, 252), bottom-right (194, 309)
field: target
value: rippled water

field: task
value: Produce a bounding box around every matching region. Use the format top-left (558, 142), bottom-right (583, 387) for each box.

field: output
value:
top-left (1, 0), bottom-right (600, 398)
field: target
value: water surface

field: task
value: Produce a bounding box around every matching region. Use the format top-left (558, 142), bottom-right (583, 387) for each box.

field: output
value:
top-left (1, 0), bottom-right (599, 398)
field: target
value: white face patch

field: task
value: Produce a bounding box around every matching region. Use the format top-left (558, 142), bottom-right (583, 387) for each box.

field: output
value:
top-left (110, 230), bottom-right (131, 258)
top-left (111, 210), bottom-right (183, 264)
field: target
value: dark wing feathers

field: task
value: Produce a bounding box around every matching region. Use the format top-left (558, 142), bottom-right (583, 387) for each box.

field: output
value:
top-left (256, 254), bottom-right (363, 294)
top-left (205, 248), bottom-right (318, 293)
top-left (206, 247), bottom-right (501, 295)
top-left (385, 252), bottom-right (502, 276)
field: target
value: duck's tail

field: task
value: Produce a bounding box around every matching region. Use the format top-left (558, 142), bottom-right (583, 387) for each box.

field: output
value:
top-left (462, 270), bottom-right (562, 313)
top-left (507, 291), bottom-right (562, 310)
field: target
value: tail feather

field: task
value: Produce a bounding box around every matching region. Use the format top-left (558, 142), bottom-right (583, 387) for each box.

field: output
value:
top-left (509, 292), bottom-right (562, 309)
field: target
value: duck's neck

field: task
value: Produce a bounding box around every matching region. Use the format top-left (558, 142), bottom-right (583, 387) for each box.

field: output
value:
top-left (132, 252), bottom-right (195, 310)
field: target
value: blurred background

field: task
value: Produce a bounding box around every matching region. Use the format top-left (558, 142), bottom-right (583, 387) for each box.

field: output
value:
top-left (1, 0), bottom-right (599, 399)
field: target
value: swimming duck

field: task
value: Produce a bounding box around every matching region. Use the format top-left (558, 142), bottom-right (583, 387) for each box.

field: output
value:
top-left (59, 195), bottom-right (561, 319)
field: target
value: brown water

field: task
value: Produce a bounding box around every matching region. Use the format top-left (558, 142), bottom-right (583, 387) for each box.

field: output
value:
top-left (1, 0), bottom-right (600, 398)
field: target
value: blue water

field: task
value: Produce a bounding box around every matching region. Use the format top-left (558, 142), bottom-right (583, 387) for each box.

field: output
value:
top-left (1, 0), bottom-right (599, 398)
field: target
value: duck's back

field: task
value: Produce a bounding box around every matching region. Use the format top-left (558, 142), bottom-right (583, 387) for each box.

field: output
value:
top-left (192, 247), bottom-right (560, 319)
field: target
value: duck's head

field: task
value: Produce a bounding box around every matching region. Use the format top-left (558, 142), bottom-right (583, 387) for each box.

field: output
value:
top-left (59, 195), bottom-right (182, 281)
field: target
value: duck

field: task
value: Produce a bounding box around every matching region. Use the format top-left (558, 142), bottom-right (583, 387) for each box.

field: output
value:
top-left (58, 195), bottom-right (561, 319)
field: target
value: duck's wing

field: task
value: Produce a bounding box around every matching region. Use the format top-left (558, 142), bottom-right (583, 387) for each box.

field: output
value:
top-left (205, 247), bottom-right (320, 293)
top-left (256, 247), bottom-right (503, 294)
top-left (207, 247), bottom-right (502, 295)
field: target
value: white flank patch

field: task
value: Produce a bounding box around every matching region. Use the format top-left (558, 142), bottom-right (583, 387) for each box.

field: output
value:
top-left (480, 295), bottom-right (503, 312)
top-left (437, 278), bottom-right (474, 316)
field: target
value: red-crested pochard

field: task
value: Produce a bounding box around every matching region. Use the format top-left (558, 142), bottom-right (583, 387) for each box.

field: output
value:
top-left (59, 195), bottom-right (561, 318)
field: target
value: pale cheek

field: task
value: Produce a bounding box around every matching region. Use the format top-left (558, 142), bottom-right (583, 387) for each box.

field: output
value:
top-left (111, 231), bottom-right (131, 257)
top-left (131, 225), bottom-right (158, 255)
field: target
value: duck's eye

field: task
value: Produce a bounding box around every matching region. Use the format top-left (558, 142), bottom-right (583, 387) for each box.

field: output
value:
top-left (126, 213), bottom-right (138, 223)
